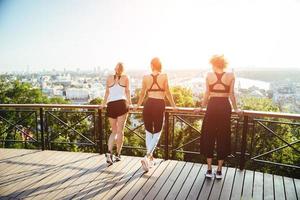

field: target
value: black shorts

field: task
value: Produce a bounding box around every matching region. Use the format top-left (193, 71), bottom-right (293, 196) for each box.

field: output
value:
top-left (106, 99), bottom-right (129, 119)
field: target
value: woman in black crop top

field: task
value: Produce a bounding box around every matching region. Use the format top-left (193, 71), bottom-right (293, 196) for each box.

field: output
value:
top-left (135, 57), bottom-right (177, 172)
top-left (195, 55), bottom-right (242, 179)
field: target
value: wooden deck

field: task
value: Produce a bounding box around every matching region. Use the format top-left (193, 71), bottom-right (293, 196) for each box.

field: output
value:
top-left (0, 149), bottom-right (299, 200)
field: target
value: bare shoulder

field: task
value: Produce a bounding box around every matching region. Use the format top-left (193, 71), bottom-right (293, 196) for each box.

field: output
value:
top-left (159, 73), bottom-right (168, 79)
top-left (205, 71), bottom-right (214, 79)
top-left (225, 72), bottom-right (235, 78)
top-left (121, 74), bottom-right (129, 80)
top-left (107, 75), bottom-right (114, 81)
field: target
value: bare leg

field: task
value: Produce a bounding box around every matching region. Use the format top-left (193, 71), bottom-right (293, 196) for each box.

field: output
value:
top-left (207, 158), bottom-right (213, 170)
top-left (108, 118), bottom-right (118, 153)
top-left (116, 113), bottom-right (128, 155)
top-left (217, 160), bottom-right (224, 171)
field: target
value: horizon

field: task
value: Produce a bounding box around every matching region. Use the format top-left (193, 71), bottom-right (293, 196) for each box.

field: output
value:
top-left (1, 0), bottom-right (300, 71)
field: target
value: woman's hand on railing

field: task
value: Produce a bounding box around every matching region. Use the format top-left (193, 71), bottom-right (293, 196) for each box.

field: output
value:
top-left (235, 108), bottom-right (243, 117)
top-left (194, 107), bottom-right (204, 114)
top-left (132, 104), bottom-right (139, 111)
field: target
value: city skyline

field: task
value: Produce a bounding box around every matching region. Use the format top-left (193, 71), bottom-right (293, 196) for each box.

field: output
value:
top-left (1, 0), bottom-right (300, 72)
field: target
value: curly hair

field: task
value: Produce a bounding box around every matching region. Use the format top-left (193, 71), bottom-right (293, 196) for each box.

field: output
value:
top-left (210, 55), bottom-right (228, 69)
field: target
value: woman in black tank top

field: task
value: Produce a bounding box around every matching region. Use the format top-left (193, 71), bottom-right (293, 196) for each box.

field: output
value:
top-left (196, 55), bottom-right (242, 179)
top-left (135, 57), bottom-right (177, 172)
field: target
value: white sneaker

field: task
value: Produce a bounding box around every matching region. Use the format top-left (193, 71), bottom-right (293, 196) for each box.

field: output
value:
top-left (205, 170), bottom-right (213, 178)
top-left (149, 160), bottom-right (155, 168)
top-left (141, 157), bottom-right (149, 172)
top-left (215, 171), bottom-right (223, 179)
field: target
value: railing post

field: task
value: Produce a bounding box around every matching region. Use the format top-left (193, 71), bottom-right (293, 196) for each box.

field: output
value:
top-left (164, 112), bottom-right (169, 160)
top-left (240, 115), bottom-right (248, 170)
top-left (39, 108), bottom-right (45, 151)
top-left (98, 108), bottom-right (103, 154)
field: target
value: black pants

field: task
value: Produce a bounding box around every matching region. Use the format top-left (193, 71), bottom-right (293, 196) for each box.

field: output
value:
top-left (143, 98), bottom-right (165, 133)
top-left (200, 97), bottom-right (232, 160)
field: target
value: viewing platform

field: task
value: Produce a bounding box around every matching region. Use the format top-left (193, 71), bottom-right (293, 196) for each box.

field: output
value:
top-left (0, 104), bottom-right (299, 199)
top-left (0, 148), bottom-right (299, 200)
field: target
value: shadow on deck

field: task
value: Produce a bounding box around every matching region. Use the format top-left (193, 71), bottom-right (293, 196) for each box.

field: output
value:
top-left (0, 148), bottom-right (299, 200)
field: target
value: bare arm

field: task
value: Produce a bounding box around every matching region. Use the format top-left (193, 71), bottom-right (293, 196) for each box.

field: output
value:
top-left (164, 75), bottom-right (176, 108)
top-left (136, 76), bottom-right (147, 107)
top-left (229, 74), bottom-right (238, 110)
top-left (201, 76), bottom-right (210, 108)
top-left (102, 77), bottom-right (110, 107)
top-left (125, 76), bottom-right (132, 105)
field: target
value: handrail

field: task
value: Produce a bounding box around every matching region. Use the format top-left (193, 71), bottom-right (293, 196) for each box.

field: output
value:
top-left (1, 104), bottom-right (300, 120)
top-left (0, 103), bottom-right (299, 173)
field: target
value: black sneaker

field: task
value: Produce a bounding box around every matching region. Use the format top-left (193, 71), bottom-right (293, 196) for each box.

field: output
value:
top-left (105, 153), bottom-right (113, 165)
top-left (205, 170), bottom-right (213, 178)
top-left (215, 171), bottom-right (222, 179)
top-left (115, 154), bottom-right (121, 162)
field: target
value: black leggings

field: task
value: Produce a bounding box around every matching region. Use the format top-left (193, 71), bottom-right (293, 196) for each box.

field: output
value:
top-left (143, 98), bottom-right (165, 133)
top-left (200, 97), bottom-right (232, 160)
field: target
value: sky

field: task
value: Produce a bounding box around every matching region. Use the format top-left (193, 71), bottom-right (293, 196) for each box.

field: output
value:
top-left (0, 0), bottom-right (300, 72)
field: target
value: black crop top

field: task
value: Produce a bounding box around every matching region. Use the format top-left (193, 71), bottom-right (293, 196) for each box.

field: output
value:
top-left (208, 72), bottom-right (230, 93)
top-left (148, 74), bottom-right (165, 92)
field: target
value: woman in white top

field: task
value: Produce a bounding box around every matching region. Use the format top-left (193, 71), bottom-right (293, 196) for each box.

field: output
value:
top-left (102, 63), bottom-right (132, 165)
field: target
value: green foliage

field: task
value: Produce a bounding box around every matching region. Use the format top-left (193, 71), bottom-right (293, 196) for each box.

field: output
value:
top-left (240, 97), bottom-right (280, 112)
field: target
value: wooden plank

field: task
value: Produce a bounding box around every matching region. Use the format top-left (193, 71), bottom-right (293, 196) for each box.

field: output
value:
top-left (264, 173), bottom-right (274, 200)
top-left (122, 160), bottom-right (170, 200)
top-left (197, 169), bottom-right (215, 200)
top-left (208, 167), bottom-right (228, 200)
top-left (219, 167), bottom-right (236, 200)
top-left (0, 149), bottom-right (38, 180)
top-left (284, 177), bottom-right (297, 200)
top-left (175, 164), bottom-right (202, 200)
top-left (103, 157), bottom-right (146, 200)
top-left (230, 169), bottom-right (245, 200)
top-left (0, 150), bottom-right (44, 177)
top-left (134, 160), bottom-right (178, 200)
top-left (111, 159), bottom-right (164, 200)
top-left (46, 154), bottom-right (106, 200)
top-left (22, 153), bottom-right (103, 200)
top-left (273, 175), bottom-right (285, 200)
top-left (252, 171), bottom-right (263, 200)
top-left (53, 154), bottom-right (109, 200)
top-left (0, 151), bottom-right (62, 186)
top-left (294, 178), bottom-right (300, 199)
top-left (147, 161), bottom-right (186, 200)
top-left (164, 162), bottom-right (193, 199)
top-left (91, 157), bottom-right (141, 199)
top-left (0, 151), bottom-right (84, 198)
top-left (0, 149), bottom-right (36, 161)
top-left (71, 155), bottom-right (134, 200)
top-left (242, 170), bottom-right (254, 199)
top-left (39, 154), bottom-right (106, 200)
top-left (186, 164), bottom-right (207, 200)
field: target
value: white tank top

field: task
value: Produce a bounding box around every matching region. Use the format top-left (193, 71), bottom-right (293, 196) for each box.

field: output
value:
top-left (108, 81), bottom-right (127, 103)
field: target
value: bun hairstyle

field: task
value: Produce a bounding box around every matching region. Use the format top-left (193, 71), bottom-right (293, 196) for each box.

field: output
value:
top-left (210, 55), bottom-right (228, 69)
top-left (151, 57), bottom-right (162, 72)
top-left (115, 62), bottom-right (124, 76)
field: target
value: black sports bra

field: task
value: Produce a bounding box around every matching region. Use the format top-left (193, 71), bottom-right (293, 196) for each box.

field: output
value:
top-left (108, 74), bottom-right (126, 88)
top-left (148, 74), bottom-right (165, 92)
top-left (208, 72), bottom-right (230, 93)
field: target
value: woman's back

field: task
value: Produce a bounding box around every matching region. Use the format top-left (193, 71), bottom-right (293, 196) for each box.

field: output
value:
top-left (143, 73), bottom-right (167, 99)
top-left (206, 71), bottom-right (234, 97)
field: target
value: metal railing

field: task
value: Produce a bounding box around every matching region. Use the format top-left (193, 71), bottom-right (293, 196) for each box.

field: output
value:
top-left (0, 104), bottom-right (299, 176)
